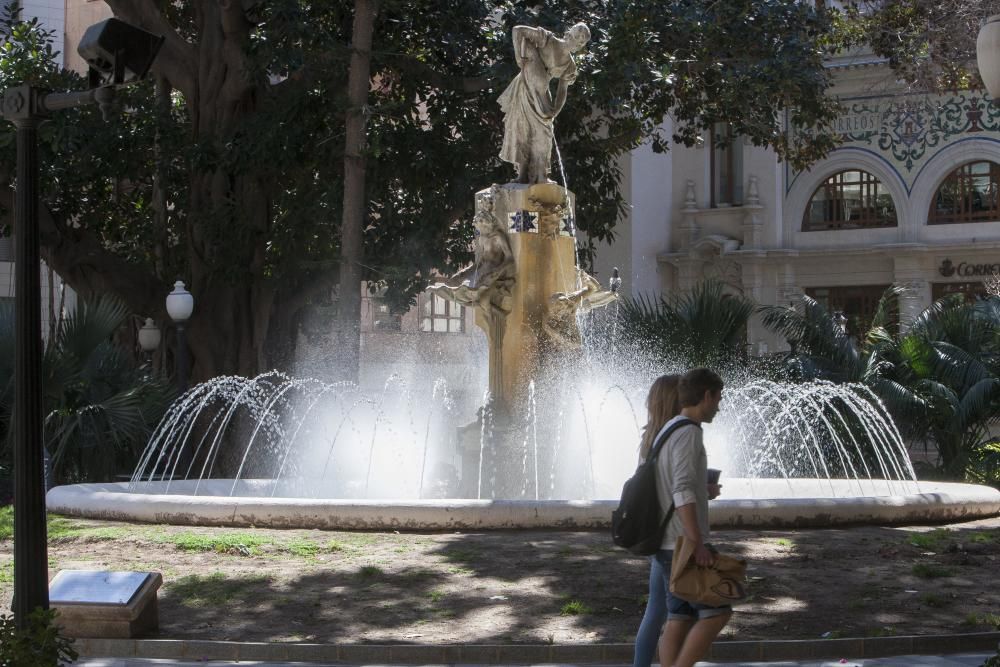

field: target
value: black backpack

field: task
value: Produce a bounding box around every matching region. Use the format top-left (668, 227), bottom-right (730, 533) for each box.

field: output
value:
top-left (611, 418), bottom-right (697, 555)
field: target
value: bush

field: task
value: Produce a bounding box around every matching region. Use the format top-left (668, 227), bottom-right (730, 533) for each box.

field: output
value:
top-left (0, 608), bottom-right (77, 666)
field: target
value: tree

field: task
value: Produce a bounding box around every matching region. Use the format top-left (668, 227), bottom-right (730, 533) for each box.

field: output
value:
top-left (0, 0), bottom-right (845, 383)
top-left (849, 0), bottom-right (1000, 90)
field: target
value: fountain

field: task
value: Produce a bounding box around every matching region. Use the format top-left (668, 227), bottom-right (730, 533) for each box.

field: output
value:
top-left (46, 22), bottom-right (1000, 529)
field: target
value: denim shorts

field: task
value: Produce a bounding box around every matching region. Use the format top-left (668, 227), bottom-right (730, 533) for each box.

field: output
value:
top-left (654, 548), bottom-right (733, 621)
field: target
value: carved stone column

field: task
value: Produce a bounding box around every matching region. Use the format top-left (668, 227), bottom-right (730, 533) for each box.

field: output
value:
top-left (476, 183), bottom-right (578, 415)
top-left (893, 255), bottom-right (930, 331)
top-left (679, 179), bottom-right (700, 251)
top-left (741, 176), bottom-right (764, 249)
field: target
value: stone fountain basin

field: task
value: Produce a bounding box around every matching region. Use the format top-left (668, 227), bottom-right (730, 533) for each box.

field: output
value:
top-left (46, 479), bottom-right (1000, 530)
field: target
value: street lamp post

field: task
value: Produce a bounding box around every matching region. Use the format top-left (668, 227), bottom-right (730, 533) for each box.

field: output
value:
top-left (3, 18), bottom-right (163, 627)
top-left (166, 281), bottom-right (194, 394)
top-left (137, 317), bottom-right (161, 376)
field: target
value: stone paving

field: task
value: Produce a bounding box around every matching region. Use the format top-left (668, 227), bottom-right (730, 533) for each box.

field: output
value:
top-left (73, 653), bottom-right (995, 666)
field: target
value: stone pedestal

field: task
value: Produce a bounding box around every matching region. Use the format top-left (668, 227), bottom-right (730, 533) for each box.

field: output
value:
top-left (474, 182), bottom-right (577, 416)
top-left (50, 570), bottom-right (162, 638)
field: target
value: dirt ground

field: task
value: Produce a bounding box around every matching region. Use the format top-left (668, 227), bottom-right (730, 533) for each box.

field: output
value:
top-left (1, 514), bottom-right (998, 644)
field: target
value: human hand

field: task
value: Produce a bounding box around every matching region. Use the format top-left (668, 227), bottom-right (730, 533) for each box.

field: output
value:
top-left (708, 483), bottom-right (722, 500)
top-left (693, 542), bottom-right (716, 567)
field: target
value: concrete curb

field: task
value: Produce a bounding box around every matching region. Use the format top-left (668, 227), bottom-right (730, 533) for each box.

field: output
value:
top-left (46, 480), bottom-right (1000, 530)
top-left (72, 631), bottom-right (1000, 664)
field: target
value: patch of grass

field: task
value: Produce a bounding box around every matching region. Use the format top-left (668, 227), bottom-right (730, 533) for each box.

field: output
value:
top-left (908, 529), bottom-right (951, 550)
top-left (428, 590), bottom-right (445, 603)
top-left (911, 563), bottom-right (954, 579)
top-left (774, 538), bottom-right (794, 548)
top-left (168, 571), bottom-right (271, 608)
top-left (0, 506), bottom-right (11, 541)
top-left (165, 532), bottom-right (268, 556)
top-left (77, 527), bottom-right (130, 542)
top-left (441, 547), bottom-right (479, 562)
top-left (357, 564), bottom-right (383, 579)
top-left (447, 566), bottom-right (474, 575)
top-left (45, 515), bottom-right (89, 540)
top-left (968, 531), bottom-right (998, 544)
top-left (964, 613), bottom-right (1000, 629)
top-left (284, 539), bottom-right (320, 558)
top-left (43, 515), bottom-right (132, 543)
top-left (866, 626), bottom-right (897, 637)
top-left (0, 561), bottom-right (12, 583)
top-left (560, 600), bottom-right (591, 615)
top-left (921, 593), bottom-right (950, 608)
top-left (847, 597), bottom-right (868, 610)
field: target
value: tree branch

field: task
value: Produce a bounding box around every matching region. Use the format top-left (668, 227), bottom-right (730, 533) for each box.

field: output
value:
top-left (381, 53), bottom-right (498, 94)
top-left (104, 0), bottom-right (199, 100)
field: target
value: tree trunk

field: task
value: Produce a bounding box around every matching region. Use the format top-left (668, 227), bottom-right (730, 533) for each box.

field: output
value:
top-left (335, 0), bottom-right (379, 383)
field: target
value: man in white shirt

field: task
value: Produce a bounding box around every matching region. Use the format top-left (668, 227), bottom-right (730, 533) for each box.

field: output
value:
top-left (654, 368), bottom-right (729, 667)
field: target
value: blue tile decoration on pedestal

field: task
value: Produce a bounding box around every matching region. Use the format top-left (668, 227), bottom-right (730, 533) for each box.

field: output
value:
top-left (561, 213), bottom-right (576, 237)
top-left (509, 210), bottom-right (538, 233)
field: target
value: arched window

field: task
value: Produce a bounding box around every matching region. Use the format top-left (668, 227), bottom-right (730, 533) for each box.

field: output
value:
top-left (802, 170), bottom-right (897, 231)
top-left (929, 161), bottom-right (1000, 224)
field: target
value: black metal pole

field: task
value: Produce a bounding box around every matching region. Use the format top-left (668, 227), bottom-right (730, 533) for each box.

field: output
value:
top-left (8, 86), bottom-right (50, 627)
top-left (177, 323), bottom-right (188, 394)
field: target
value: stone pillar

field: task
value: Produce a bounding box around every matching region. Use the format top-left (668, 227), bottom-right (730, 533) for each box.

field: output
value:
top-left (893, 256), bottom-right (931, 332)
top-left (474, 183), bottom-right (578, 415)
top-left (679, 179), bottom-right (699, 251)
top-left (741, 176), bottom-right (764, 249)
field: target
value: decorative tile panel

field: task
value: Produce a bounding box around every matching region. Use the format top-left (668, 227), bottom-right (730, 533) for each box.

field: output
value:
top-left (787, 92), bottom-right (1000, 195)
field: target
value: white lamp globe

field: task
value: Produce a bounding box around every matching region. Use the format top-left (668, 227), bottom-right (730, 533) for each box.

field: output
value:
top-left (165, 280), bottom-right (194, 323)
top-left (977, 15), bottom-right (1000, 100)
top-left (137, 317), bottom-right (161, 352)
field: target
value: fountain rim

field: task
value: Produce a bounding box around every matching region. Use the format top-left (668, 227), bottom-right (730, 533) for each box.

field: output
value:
top-left (46, 479), bottom-right (1000, 530)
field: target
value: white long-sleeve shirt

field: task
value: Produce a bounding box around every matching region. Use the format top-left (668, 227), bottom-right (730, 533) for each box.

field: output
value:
top-left (653, 415), bottom-right (709, 550)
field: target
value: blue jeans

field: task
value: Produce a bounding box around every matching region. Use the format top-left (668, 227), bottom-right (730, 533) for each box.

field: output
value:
top-left (632, 549), bottom-right (733, 667)
top-left (632, 553), bottom-right (668, 667)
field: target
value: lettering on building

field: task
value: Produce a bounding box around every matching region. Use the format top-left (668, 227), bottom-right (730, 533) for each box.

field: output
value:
top-left (938, 258), bottom-right (1000, 278)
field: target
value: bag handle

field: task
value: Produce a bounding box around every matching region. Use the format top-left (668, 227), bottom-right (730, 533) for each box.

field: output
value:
top-left (670, 535), bottom-right (697, 586)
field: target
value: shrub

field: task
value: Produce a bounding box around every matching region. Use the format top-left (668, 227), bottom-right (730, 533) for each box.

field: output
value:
top-left (0, 608), bottom-right (77, 666)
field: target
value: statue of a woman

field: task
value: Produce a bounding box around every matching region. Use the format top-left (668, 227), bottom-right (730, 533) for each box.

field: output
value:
top-left (498, 23), bottom-right (590, 184)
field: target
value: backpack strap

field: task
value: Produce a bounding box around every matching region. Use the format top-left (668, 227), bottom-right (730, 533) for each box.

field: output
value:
top-left (647, 417), bottom-right (697, 462)
top-left (647, 417), bottom-right (699, 541)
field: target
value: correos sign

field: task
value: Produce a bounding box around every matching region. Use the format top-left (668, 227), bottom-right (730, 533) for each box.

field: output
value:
top-left (938, 258), bottom-right (1000, 278)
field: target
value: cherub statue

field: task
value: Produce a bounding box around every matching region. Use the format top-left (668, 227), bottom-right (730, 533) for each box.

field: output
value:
top-left (543, 269), bottom-right (618, 348)
top-left (498, 23), bottom-right (590, 184)
top-left (429, 187), bottom-right (515, 314)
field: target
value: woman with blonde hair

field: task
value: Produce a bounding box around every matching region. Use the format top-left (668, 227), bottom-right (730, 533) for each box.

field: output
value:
top-left (632, 373), bottom-right (682, 667)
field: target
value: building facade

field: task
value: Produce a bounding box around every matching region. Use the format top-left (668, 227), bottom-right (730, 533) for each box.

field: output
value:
top-left (594, 53), bottom-right (1000, 352)
top-left (0, 1), bottom-right (91, 336)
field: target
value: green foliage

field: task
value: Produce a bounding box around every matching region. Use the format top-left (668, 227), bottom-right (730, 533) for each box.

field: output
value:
top-left (908, 529), bottom-right (952, 550)
top-left (911, 563), bottom-right (954, 579)
top-left (1, 0), bottom-right (844, 374)
top-left (560, 599), bottom-right (591, 615)
top-left (0, 296), bottom-right (175, 484)
top-left (358, 564), bottom-right (384, 578)
top-left (0, 607), bottom-right (78, 667)
top-left (616, 280), bottom-right (757, 369)
top-left (165, 532), bottom-right (267, 556)
top-left (0, 506), bottom-right (9, 540)
top-left (851, 0), bottom-right (1000, 92)
top-left (763, 291), bottom-right (1000, 479)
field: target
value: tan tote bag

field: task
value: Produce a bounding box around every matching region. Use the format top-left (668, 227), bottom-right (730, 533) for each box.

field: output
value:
top-left (668, 535), bottom-right (748, 606)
